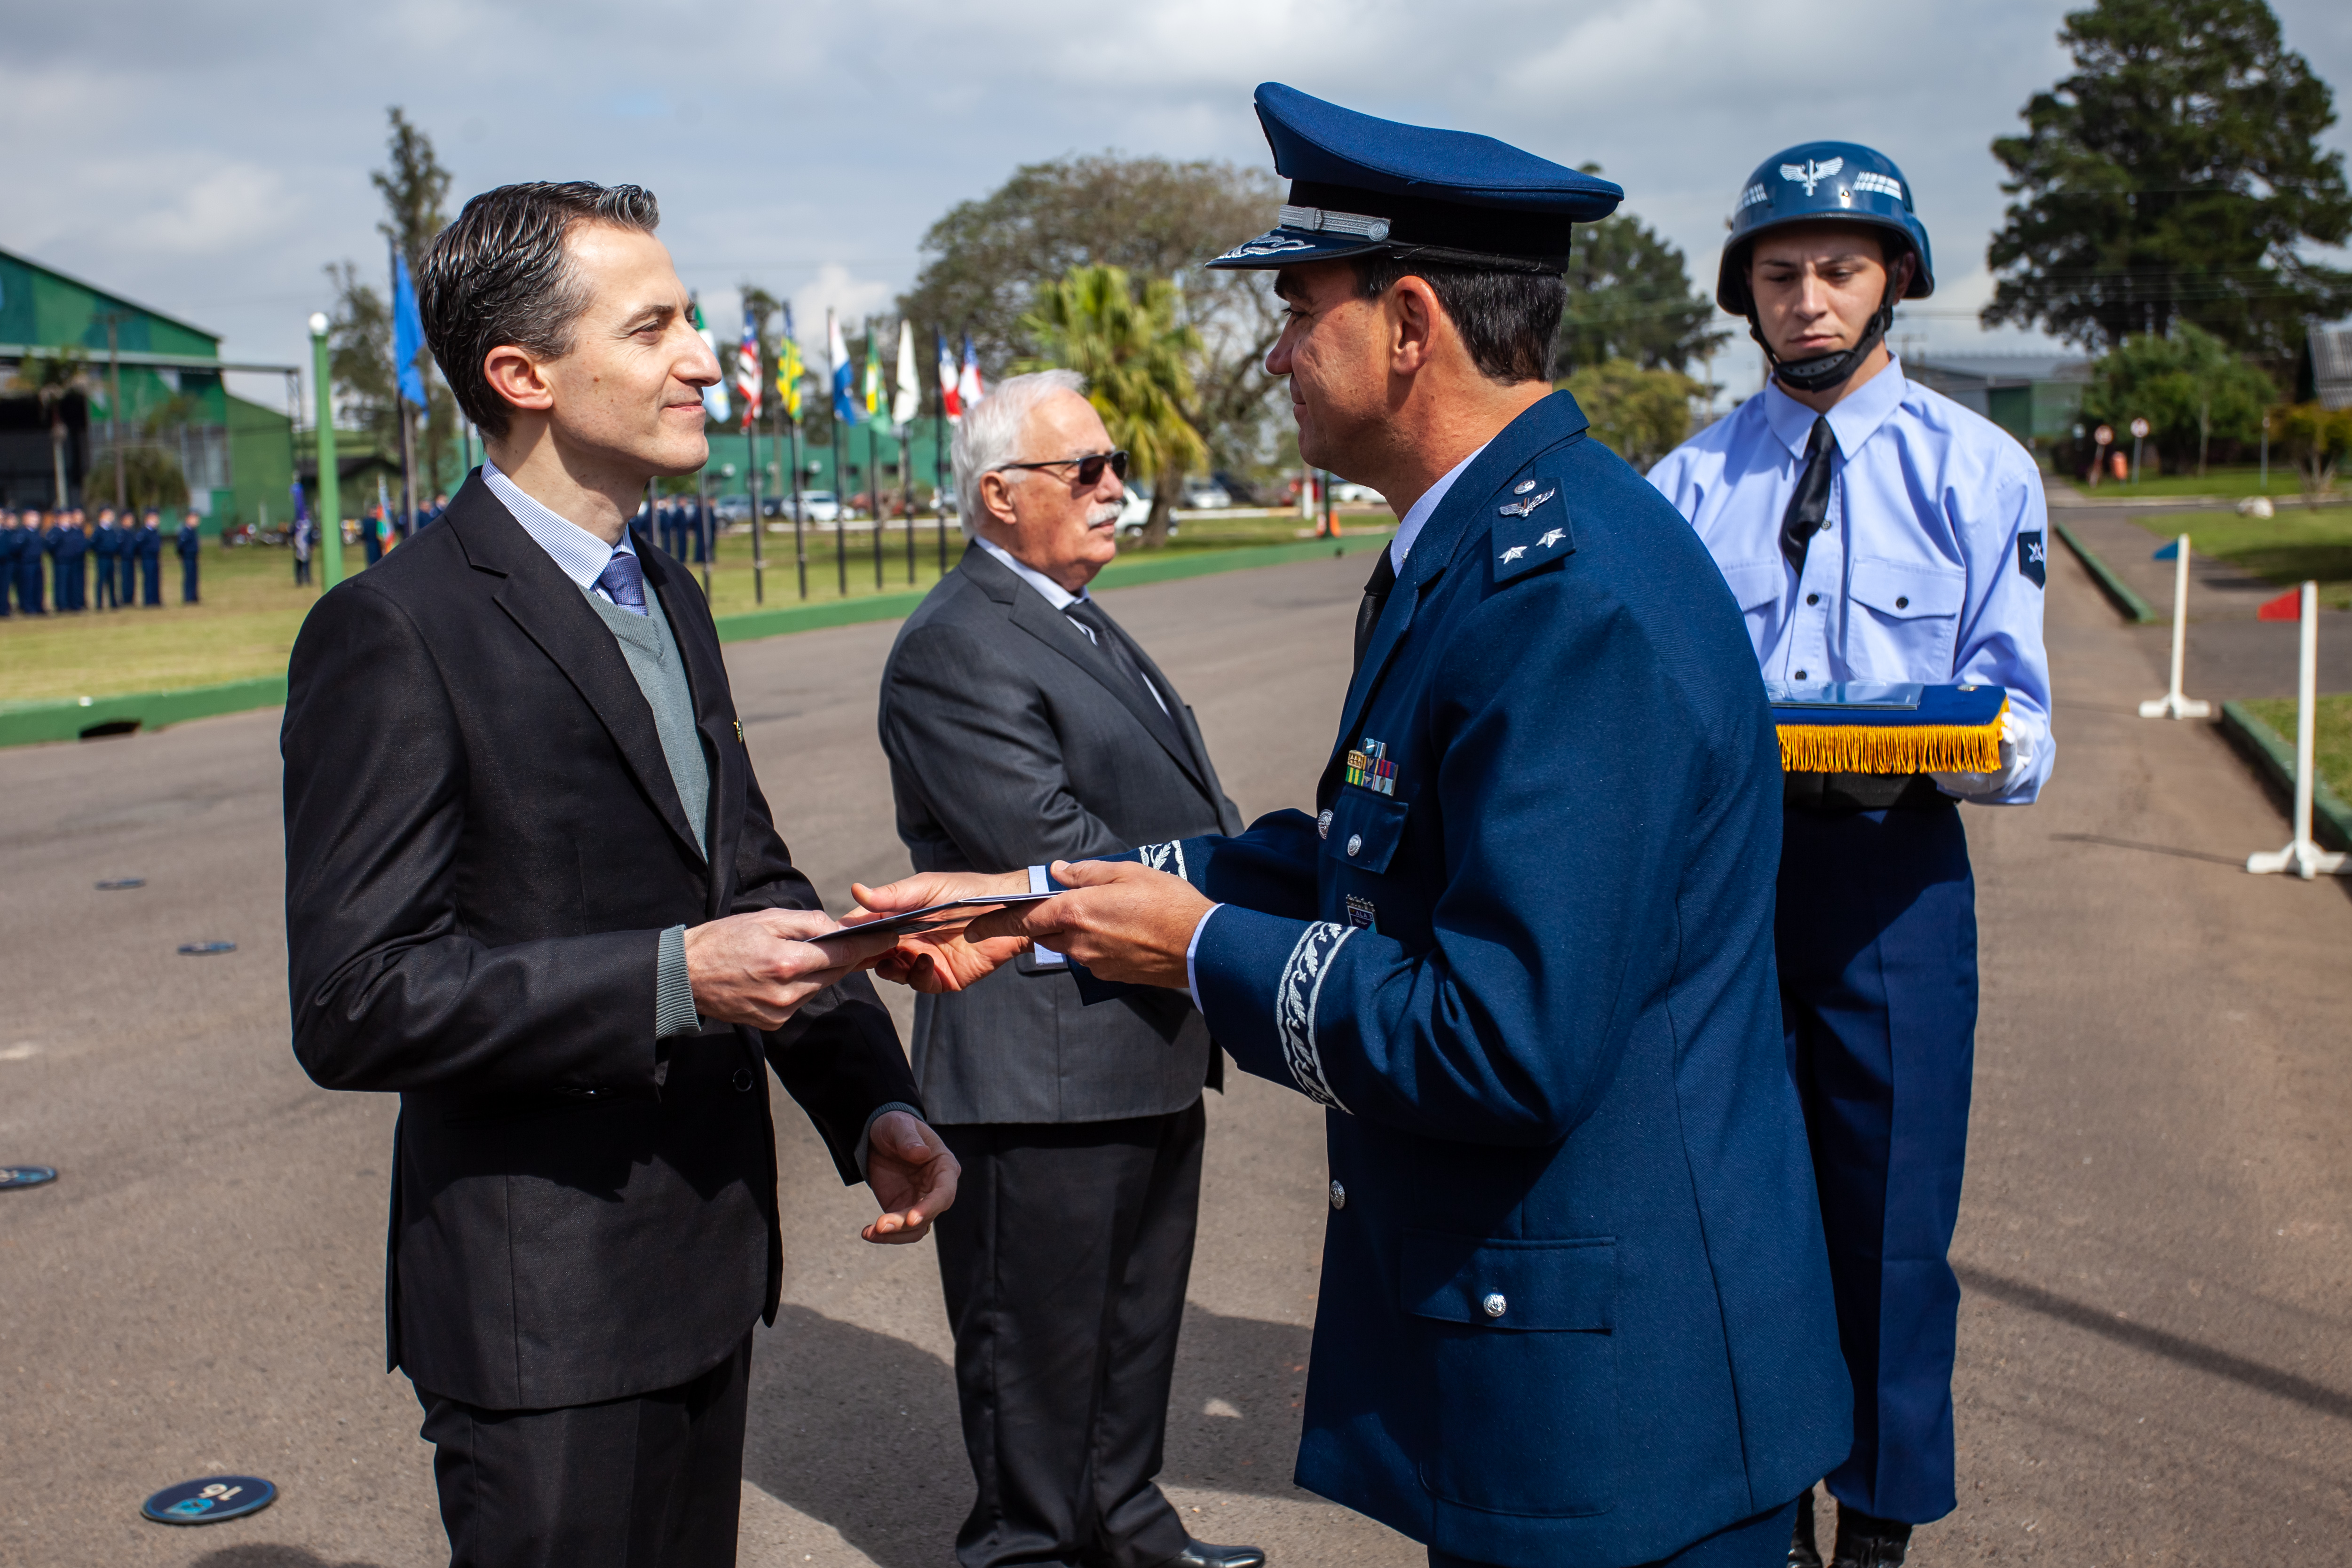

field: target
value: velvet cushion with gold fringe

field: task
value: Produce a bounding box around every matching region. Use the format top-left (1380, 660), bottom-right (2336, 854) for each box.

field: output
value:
top-left (1773, 684), bottom-right (2008, 776)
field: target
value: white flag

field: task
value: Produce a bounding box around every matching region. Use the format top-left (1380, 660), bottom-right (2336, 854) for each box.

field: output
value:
top-left (892, 319), bottom-right (922, 429)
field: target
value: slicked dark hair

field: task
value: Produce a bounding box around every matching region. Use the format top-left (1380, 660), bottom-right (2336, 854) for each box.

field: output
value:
top-left (1351, 257), bottom-right (1564, 385)
top-left (417, 181), bottom-right (661, 438)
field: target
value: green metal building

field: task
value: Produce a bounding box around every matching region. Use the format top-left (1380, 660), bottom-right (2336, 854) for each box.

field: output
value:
top-left (0, 243), bottom-right (300, 534)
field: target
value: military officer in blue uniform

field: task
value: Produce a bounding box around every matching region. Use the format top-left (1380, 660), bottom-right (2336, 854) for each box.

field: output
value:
top-left (128, 510), bottom-right (154, 605)
top-left (93, 507), bottom-right (122, 609)
top-left (0, 508), bottom-right (18, 618)
top-left (860, 84), bottom-right (1852, 1568)
top-left (15, 509), bottom-right (48, 614)
top-left (176, 510), bottom-right (203, 603)
top-left (133, 510), bottom-right (162, 606)
top-left (54, 508), bottom-right (89, 611)
top-left (1647, 144), bottom-right (2052, 1568)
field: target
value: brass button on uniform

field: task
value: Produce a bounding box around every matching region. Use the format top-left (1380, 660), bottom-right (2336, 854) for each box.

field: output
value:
top-left (1482, 1292), bottom-right (1507, 1319)
top-left (1329, 1180), bottom-right (1346, 1210)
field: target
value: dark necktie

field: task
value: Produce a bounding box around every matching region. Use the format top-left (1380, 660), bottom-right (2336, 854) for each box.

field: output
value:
top-left (595, 552), bottom-right (649, 616)
top-left (1780, 416), bottom-right (1836, 574)
top-left (1065, 598), bottom-right (1185, 751)
top-left (1354, 549), bottom-right (1397, 673)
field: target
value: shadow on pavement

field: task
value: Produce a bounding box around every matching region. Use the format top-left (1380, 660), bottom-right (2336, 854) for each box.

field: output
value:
top-left (744, 1302), bottom-right (1320, 1568)
top-left (2048, 831), bottom-right (2252, 868)
top-left (188, 1550), bottom-right (392, 1568)
top-left (1958, 1266), bottom-right (2352, 1422)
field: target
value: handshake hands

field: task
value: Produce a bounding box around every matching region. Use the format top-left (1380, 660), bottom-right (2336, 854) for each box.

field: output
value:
top-left (847, 861), bottom-right (1212, 993)
top-left (676, 860), bottom-right (1211, 1247)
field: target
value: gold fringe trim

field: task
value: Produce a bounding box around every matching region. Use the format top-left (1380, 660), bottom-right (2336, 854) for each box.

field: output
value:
top-left (1778, 698), bottom-right (2007, 776)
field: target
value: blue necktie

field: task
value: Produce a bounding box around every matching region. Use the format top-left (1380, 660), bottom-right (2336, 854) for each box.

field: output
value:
top-left (595, 552), bottom-right (649, 616)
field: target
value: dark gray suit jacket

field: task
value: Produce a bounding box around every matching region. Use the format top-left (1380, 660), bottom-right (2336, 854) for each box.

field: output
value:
top-left (879, 542), bottom-right (1245, 1125)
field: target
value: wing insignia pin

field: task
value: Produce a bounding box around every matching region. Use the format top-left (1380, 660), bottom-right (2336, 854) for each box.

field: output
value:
top-left (1497, 487), bottom-right (1557, 519)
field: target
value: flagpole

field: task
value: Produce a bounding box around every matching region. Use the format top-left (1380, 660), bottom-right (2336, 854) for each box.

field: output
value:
top-left (935, 336), bottom-right (949, 577)
top-left (790, 413), bottom-right (806, 600)
top-left (864, 325), bottom-right (882, 590)
top-left (747, 410), bottom-right (764, 606)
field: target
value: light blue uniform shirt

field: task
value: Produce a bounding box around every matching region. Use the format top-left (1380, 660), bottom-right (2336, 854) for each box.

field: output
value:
top-left (1647, 358), bottom-right (2053, 804)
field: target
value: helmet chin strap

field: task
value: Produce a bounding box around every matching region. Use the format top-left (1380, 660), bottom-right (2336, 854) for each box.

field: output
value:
top-left (1750, 288), bottom-right (1895, 396)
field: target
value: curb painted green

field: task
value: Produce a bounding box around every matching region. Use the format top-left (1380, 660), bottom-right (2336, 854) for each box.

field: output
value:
top-left (0, 535), bottom-right (1390, 748)
top-left (2217, 699), bottom-right (2352, 852)
top-left (2052, 521), bottom-right (2159, 624)
top-left (0, 675), bottom-right (290, 749)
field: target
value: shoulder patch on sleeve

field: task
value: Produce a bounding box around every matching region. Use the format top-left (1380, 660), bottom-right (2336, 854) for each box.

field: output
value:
top-left (2017, 530), bottom-right (2046, 588)
top-left (1489, 475), bottom-right (1575, 585)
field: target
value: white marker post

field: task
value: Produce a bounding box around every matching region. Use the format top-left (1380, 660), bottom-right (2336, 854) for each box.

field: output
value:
top-left (2246, 581), bottom-right (2348, 879)
top-left (2139, 535), bottom-right (2211, 719)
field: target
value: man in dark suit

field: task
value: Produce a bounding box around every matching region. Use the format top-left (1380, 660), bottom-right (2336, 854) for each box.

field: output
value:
top-left (176, 510), bottom-right (203, 603)
top-left (283, 179), bottom-right (960, 1568)
top-left (872, 370), bottom-right (1259, 1568)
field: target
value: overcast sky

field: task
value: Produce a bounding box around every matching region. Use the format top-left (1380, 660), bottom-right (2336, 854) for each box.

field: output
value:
top-left (8, 0), bottom-right (2349, 410)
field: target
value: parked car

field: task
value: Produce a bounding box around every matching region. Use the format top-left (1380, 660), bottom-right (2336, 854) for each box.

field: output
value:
top-left (1116, 486), bottom-right (1178, 539)
top-left (1330, 481), bottom-right (1386, 505)
top-left (713, 495), bottom-right (753, 524)
top-left (1180, 480), bottom-right (1233, 510)
top-left (789, 490), bottom-right (842, 523)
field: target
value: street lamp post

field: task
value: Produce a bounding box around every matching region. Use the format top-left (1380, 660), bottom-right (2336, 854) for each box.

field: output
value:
top-left (309, 313), bottom-right (343, 589)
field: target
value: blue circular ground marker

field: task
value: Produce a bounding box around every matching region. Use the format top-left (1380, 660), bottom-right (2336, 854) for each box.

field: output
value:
top-left (95, 878), bottom-right (146, 890)
top-left (0, 1165), bottom-right (58, 1191)
top-left (177, 941), bottom-right (237, 956)
top-left (142, 1475), bottom-right (276, 1526)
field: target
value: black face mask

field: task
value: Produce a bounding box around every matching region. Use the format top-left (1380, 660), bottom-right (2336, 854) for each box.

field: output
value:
top-left (1750, 288), bottom-right (1894, 395)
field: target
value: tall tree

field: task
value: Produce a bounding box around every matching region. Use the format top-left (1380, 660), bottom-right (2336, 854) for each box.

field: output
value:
top-left (1982, 0), bottom-right (2352, 365)
top-left (10, 349), bottom-right (94, 506)
top-left (364, 108), bottom-right (459, 489)
top-left (1557, 361), bottom-right (1705, 470)
top-left (898, 154), bottom-right (1282, 484)
top-left (322, 260), bottom-right (396, 447)
top-left (1552, 184), bottom-right (1727, 376)
top-left (1018, 264), bottom-right (1206, 548)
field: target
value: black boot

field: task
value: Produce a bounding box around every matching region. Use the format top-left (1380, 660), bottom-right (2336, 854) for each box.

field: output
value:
top-left (1787, 1488), bottom-right (1823, 1568)
top-left (1830, 1506), bottom-right (1911, 1568)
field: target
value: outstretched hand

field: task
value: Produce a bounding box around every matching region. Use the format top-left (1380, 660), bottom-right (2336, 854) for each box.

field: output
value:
top-left (851, 871), bottom-right (1035, 993)
top-left (962, 859), bottom-right (1210, 990)
top-left (863, 1109), bottom-right (959, 1243)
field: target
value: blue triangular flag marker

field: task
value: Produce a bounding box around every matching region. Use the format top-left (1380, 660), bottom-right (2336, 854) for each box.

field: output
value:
top-left (2152, 539), bottom-right (2180, 560)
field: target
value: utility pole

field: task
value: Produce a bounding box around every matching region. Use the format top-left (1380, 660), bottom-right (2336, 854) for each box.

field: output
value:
top-left (309, 313), bottom-right (343, 588)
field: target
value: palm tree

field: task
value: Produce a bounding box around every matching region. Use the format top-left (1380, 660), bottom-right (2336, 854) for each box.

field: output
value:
top-left (1018, 264), bottom-right (1206, 547)
top-left (11, 348), bottom-right (95, 506)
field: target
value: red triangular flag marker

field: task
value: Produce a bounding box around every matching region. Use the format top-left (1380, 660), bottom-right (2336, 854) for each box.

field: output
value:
top-left (2257, 587), bottom-right (2302, 622)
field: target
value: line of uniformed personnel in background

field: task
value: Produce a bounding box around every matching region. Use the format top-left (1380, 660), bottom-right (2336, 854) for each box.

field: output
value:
top-left (0, 505), bottom-right (206, 616)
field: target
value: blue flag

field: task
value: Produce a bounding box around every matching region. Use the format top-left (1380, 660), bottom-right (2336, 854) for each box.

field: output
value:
top-left (2151, 539), bottom-right (2179, 561)
top-left (391, 253), bottom-right (428, 407)
top-left (291, 477), bottom-right (309, 524)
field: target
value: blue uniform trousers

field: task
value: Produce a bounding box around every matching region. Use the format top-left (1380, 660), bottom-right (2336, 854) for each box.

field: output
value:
top-left (120, 552), bottom-right (137, 605)
top-left (1776, 801), bottom-right (1974, 1527)
top-left (1432, 1499), bottom-right (1801, 1568)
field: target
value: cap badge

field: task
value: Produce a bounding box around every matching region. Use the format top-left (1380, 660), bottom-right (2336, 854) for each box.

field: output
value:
top-left (1216, 232), bottom-right (1314, 262)
top-left (1498, 486), bottom-right (1557, 518)
top-left (1780, 156), bottom-right (1844, 197)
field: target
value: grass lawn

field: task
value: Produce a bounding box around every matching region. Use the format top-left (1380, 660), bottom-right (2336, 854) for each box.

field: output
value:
top-left (2128, 502), bottom-right (2352, 610)
top-left (0, 508), bottom-right (1392, 705)
top-left (2053, 465), bottom-right (2336, 502)
top-left (2242, 693), bottom-right (2352, 805)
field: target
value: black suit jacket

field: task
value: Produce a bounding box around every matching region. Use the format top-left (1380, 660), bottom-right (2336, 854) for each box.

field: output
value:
top-left (877, 542), bottom-right (1245, 1125)
top-left (282, 475), bottom-right (919, 1411)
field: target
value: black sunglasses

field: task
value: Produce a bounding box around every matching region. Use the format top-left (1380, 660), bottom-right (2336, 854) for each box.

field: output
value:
top-left (993, 450), bottom-right (1129, 487)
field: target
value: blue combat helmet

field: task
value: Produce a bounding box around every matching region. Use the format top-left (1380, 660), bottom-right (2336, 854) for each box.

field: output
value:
top-left (1718, 141), bottom-right (1934, 393)
top-left (1208, 83), bottom-right (1622, 275)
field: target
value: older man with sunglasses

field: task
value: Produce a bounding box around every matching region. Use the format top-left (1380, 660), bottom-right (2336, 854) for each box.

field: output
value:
top-left (875, 369), bottom-right (1259, 1568)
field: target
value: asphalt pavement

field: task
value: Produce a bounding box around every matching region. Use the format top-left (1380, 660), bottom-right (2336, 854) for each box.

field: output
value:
top-left (0, 542), bottom-right (2346, 1567)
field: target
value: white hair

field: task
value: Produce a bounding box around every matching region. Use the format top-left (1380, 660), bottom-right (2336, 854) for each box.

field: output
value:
top-left (951, 368), bottom-right (1087, 539)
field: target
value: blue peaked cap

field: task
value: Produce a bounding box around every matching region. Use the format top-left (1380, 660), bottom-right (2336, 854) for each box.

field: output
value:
top-left (1208, 83), bottom-right (1623, 273)
top-left (1718, 141), bottom-right (1935, 311)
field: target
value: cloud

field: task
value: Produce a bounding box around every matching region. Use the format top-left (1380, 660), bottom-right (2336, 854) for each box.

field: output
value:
top-left (0, 0), bottom-right (2342, 389)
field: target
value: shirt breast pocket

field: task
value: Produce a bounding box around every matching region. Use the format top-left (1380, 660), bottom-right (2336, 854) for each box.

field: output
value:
top-left (1322, 787), bottom-right (1409, 875)
top-left (1847, 556), bottom-right (1966, 681)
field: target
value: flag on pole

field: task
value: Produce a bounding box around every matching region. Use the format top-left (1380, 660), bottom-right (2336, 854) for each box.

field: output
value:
top-left (390, 253), bottom-right (428, 408)
top-left (777, 305), bottom-right (805, 420)
top-left (862, 328), bottom-right (883, 422)
top-left (736, 318), bottom-right (763, 428)
top-left (936, 329), bottom-right (961, 422)
top-left (828, 310), bottom-right (857, 424)
top-left (892, 320), bottom-right (921, 430)
top-left (957, 334), bottom-right (985, 412)
top-left (693, 298), bottom-right (731, 424)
